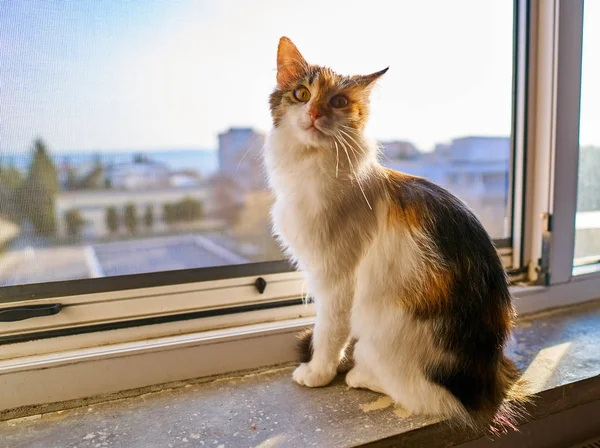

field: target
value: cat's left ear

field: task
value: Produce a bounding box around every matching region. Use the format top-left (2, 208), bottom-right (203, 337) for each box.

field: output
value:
top-left (277, 37), bottom-right (308, 87)
top-left (355, 67), bottom-right (389, 88)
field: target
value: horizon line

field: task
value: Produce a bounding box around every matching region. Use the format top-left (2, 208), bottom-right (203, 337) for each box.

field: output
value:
top-left (1, 134), bottom-right (518, 157)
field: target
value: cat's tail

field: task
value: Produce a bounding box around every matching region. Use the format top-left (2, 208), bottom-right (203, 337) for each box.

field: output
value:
top-left (295, 327), bottom-right (355, 373)
top-left (296, 327), bottom-right (314, 363)
top-left (469, 356), bottom-right (532, 435)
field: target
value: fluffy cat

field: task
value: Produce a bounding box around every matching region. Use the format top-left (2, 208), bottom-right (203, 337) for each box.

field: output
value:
top-left (264, 36), bottom-right (527, 430)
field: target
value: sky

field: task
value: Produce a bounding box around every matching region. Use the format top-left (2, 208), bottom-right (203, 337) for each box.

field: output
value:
top-left (580, 0), bottom-right (600, 149)
top-left (0, 0), bottom-right (597, 154)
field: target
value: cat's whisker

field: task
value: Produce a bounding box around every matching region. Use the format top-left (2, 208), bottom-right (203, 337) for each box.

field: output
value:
top-left (335, 132), bottom-right (357, 165)
top-left (339, 125), bottom-right (364, 139)
top-left (340, 125), bottom-right (362, 136)
top-left (338, 129), bottom-right (366, 157)
top-left (337, 132), bottom-right (361, 165)
top-left (334, 134), bottom-right (353, 173)
top-left (336, 133), bottom-right (372, 210)
top-left (339, 128), bottom-right (367, 156)
top-left (332, 138), bottom-right (340, 178)
top-left (234, 144), bottom-right (257, 180)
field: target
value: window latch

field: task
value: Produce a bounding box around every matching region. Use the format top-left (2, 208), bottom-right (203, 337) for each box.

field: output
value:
top-left (254, 277), bottom-right (267, 294)
top-left (0, 304), bottom-right (63, 322)
top-left (536, 213), bottom-right (552, 286)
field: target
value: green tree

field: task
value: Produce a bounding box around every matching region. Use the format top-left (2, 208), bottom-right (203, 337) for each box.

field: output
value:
top-left (65, 166), bottom-right (79, 191)
top-left (64, 208), bottom-right (85, 237)
top-left (124, 203), bottom-right (138, 234)
top-left (0, 165), bottom-right (23, 191)
top-left (143, 205), bottom-right (154, 229)
top-left (176, 197), bottom-right (203, 222)
top-left (106, 206), bottom-right (119, 234)
top-left (65, 155), bottom-right (105, 190)
top-left (17, 139), bottom-right (59, 236)
top-left (0, 164), bottom-right (24, 219)
top-left (28, 139), bottom-right (59, 194)
top-left (19, 181), bottom-right (56, 235)
top-left (163, 203), bottom-right (174, 225)
top-left (162, 198), bottom-right (203, 224)
top-left (79, 155), bottom-right (104, 189)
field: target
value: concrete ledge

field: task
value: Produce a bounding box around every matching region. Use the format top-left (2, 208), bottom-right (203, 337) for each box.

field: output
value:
top-left (2, 300), bottom-right (600, 447)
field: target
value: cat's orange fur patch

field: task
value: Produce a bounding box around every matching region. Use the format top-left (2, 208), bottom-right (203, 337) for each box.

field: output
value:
top-left (384, 169), bottom-right (423, 232)
top-left (413, 267), bottom-right (453, 316)
top-left (383, 168), bottom-right (455, 316)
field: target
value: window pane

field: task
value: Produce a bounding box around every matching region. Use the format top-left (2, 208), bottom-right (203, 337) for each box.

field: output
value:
top-left (0, 1), bottom-right (514, 288)
top-left (575, 1), bottom-right (600, 266)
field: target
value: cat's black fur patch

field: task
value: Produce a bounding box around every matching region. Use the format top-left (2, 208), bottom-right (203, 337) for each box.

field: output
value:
top-left (296, 327), bottom-right (314, 363)
top-left (395, 176), bottom-right (515, 412)
top-left (426, 364), bottom-right (485, 410)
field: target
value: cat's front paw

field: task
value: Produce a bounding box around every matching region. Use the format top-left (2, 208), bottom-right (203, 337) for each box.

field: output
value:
top-left (292, 362), bottom-right (336, 388)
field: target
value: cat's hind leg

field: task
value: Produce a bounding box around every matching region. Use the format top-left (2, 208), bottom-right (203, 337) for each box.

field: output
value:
top-left (345, 340), bottom-right (386, 394)
top-left (345, 367), bottom-right (386, 394)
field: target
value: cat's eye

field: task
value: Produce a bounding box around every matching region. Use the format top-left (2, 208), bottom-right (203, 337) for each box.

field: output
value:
top-left (330, 95), bottom-right (348, 108)
top-left (293, 87), bottom-right (311, 102)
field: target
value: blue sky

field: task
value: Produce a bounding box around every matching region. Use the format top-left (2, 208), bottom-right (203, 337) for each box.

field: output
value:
top-left (0, 0), bottom-right (596, 154)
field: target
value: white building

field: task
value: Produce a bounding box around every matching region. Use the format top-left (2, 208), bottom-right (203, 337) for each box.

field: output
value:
top-left (383, 136), bottom-right (510, 237)
top-left (55, 186), bottom-right (214, 239)
top-left (218, 128), bottom-right (266, 191)
top-left (169, 172), bottom-right (202, 188)
top-left (381, 141), bottom-right (420, 160)
top-left (107, 158), bottom-right (170, 190)
top-left (445, 136), bottom-right (510, 164)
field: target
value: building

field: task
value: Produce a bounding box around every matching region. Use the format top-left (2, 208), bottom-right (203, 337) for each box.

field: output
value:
top-left (169, 171), bottom-right (202, 188)
top-left (441, 137), bottom-right (510, 237)
top-left (217, 128), bottom-right (266, 191)
top-left (55, 186), bottom-right (215, 239)
top-left (107, 156), bottom-right (171, 190)
top-left (381, 141), bottom-right (420, 160)
top-left (383, 136), bottom-right (511, 237)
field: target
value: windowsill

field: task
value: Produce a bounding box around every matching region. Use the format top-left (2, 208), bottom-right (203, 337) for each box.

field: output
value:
top-left (3, 299), bottom-right (600, 447)
top-left (573, 261), bottom-right (600, 277)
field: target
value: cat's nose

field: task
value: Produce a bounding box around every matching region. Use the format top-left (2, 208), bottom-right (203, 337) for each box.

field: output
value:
top-left (308, 107), bottom-right (322, 122)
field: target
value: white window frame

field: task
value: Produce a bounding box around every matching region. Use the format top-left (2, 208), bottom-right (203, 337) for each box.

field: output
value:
top-left (2, 0), bottom-right (600, 416)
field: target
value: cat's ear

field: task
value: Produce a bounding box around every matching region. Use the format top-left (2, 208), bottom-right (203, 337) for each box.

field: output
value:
top-left (277, 36), bottom-right (308, 87)
top-left (355, 67), bottom-right (389, 88)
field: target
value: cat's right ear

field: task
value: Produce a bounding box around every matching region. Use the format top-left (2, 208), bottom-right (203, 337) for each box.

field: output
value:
top-left (277, 37), bottom-right (307, 87)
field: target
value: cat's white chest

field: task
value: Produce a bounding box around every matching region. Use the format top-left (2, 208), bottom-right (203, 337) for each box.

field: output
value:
top-left (271, 187), bottom-right (327, 270)
top-left (273, 196), bottom-right (314, 245)
top-left (265, 132), bottom-right (334, 268)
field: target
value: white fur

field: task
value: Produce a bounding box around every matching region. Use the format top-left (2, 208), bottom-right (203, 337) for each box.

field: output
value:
top-left (264, 105), bottom-right (466, 419)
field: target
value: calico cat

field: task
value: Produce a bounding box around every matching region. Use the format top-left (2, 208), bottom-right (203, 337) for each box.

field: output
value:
top-left (264, 36), bottom-right (527, 430)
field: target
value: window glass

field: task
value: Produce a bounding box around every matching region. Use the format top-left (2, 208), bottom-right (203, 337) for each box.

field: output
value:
top-left (575, 1), bottom-right (600, 266)
top-left (0, 1), bottom-right (514, 287)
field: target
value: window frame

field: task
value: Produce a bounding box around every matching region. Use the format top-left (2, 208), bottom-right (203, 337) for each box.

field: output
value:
top-left (3, 0), bottom-right (600, 414)
top-left (524, 0), bottom-right (592, 285)
top-left (2, 0), bottom-right (600, 417)
top-left (0, 0), bottom-right (523, 342)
